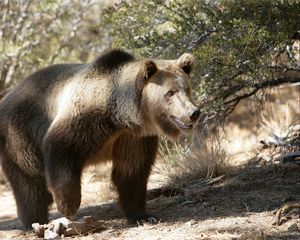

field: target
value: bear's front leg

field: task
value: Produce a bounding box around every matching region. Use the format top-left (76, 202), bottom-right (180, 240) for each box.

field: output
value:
top-left (43, 137), bottom-right (83, 220)
top-left (49, 176), bottom-right (81, 220)
top-left (112, 135), bottom-right (159, 225)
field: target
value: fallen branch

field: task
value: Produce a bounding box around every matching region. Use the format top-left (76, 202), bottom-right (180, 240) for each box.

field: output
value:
top-left (273, 203), bottom-right (300, 226)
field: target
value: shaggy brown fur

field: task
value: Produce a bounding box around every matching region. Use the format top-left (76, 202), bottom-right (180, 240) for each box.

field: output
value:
top-left (0, 49), bottom-right (199, 229)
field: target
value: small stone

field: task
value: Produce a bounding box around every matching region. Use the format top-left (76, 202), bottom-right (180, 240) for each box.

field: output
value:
top-left (32, 223), bottom-right (45, 237)
top-left (44, 228), bottom-right (60, 239)
top-left (53, 221), bottom-right (66, 235)
top-left (185, 219), bottom-right (197, 226)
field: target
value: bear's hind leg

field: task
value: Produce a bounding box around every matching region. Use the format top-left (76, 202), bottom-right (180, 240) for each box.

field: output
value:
top-left (1, 156), bottom-right (53, 229)
top-left (112, 135), bottom-right (159, 224)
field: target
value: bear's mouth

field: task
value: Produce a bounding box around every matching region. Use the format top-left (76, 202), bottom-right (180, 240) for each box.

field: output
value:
top-left (171, 116), bottom-right (193, 130)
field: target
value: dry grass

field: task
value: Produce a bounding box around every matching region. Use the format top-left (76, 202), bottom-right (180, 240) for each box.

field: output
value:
top-left (256, 103), bottom-right (300, 164)
top-left (81, 163), bottom-right (116, 205)
top-left (260, 105), bottom-right (299, 144)
top-left (155, 128), bottom-right (231, 182)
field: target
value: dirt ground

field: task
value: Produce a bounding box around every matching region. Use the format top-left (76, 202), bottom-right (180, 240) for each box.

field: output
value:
top-left (0, 162), bottom-right (300, 240)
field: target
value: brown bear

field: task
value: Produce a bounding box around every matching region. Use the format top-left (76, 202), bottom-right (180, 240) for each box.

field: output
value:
top-left (0, 49), bottom-right (200, 229)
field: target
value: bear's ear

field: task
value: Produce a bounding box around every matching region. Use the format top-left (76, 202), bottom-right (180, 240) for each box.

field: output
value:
top-left (176, 53), bottom-right (196, 75)
top-left (136, 60), bottom-right (158, 98)
top-left (136, 60), bottom-right (158, 90)
top-left (141, 60), bottom-right (158, 81)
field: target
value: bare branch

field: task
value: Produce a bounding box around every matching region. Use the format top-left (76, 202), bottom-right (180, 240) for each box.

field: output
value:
top-left (222, 76), bottom-right (300, 117)
top-left (225, 76), bottom-right (300, 105)
top-left (269, 64), bottom-right (300, 72)
top-left (187, 28), bottom-right (217, 51)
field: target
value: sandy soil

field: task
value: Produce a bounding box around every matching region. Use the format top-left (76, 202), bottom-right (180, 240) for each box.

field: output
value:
top-left (1, 163), bottom-right (300, 240)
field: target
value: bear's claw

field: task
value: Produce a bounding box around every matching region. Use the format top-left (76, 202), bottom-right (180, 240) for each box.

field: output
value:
top-left (135, 215), bottom-right (159, 226)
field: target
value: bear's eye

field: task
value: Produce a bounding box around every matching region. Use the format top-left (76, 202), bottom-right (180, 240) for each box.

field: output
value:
top-left (166, 90), bottom-right (176, 97)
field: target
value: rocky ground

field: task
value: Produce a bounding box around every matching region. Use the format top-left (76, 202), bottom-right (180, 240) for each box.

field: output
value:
top-left (1, 163), bottom-right (300, 240)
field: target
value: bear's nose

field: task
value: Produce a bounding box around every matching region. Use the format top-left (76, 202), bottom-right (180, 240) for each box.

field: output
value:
top-left (189, 109), bottom-right (201, 122)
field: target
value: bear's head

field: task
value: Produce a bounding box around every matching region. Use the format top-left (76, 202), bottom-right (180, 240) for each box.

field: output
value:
top-left (138, 53), bottom-right (200, 139)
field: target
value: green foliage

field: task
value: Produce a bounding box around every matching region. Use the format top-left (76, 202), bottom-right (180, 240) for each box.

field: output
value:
top-left (105, 0), bottom-right (300, 119)
top-left (104, 0), bottom-right (169, 57)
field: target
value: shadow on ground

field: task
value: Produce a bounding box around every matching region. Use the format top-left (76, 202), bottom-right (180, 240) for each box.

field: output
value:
top-left (152, 163), bottom-right (300, 222)
top-left (0, 163), bottom-right (300, 238)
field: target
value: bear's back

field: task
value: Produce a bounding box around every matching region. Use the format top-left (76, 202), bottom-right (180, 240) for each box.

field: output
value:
top-left (0, 63), bottom-right (87, 145)
top-left (0, 63), bottom-right (86, 108)
top-left (0, 50), bottom-right (137, 146)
